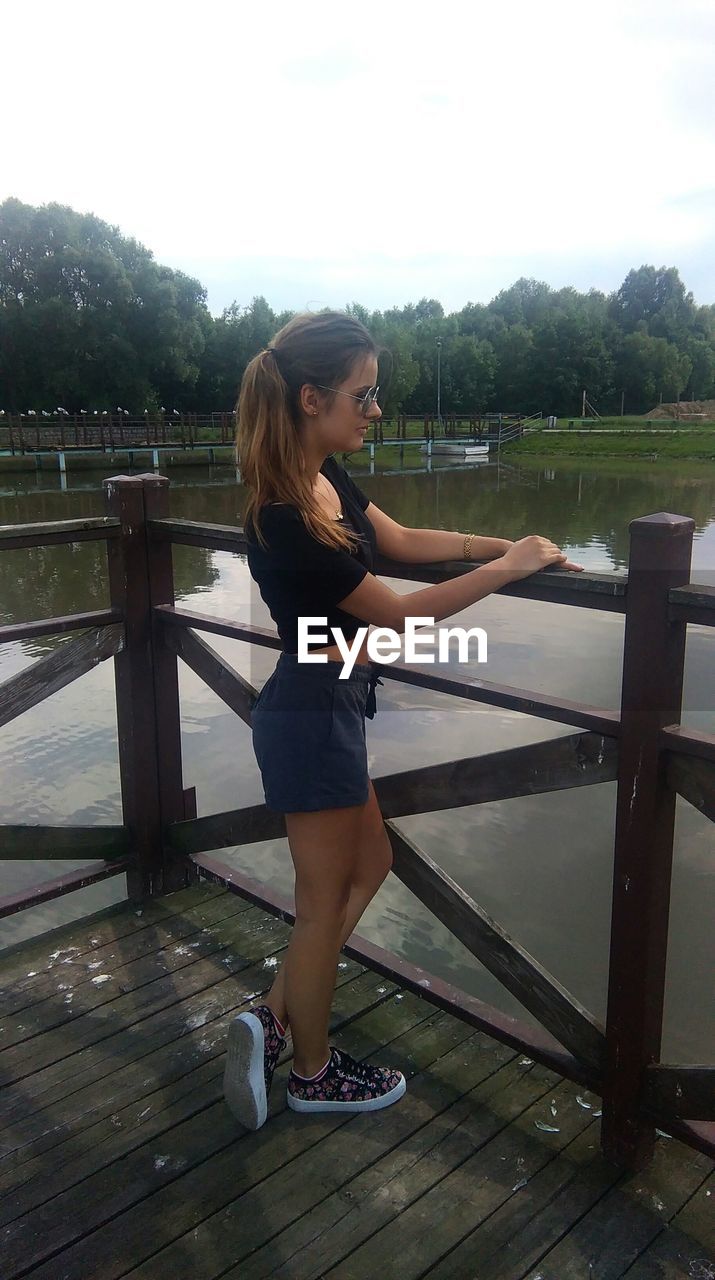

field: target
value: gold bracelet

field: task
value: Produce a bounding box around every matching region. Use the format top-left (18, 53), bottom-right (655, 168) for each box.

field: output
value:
top-left (463, 533), bottom-right (475, 561)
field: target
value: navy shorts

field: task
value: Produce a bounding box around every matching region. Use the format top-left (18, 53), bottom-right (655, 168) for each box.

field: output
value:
top-left (251, 652), bottom-right (384, 813)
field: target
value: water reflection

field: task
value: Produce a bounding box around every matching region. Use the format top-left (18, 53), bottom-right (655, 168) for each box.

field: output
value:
top-left (1, 457), bottom-right (713, 1059)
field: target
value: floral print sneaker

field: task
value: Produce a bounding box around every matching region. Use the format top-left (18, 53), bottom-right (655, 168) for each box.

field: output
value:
top-left (287, 1046), bottom-right (406, 1114)
top-left (223, 1004), bottom-right (287, 1130)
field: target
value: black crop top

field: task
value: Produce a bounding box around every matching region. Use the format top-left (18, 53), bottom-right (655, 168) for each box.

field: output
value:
top-left (245, 454), bottom-right (377, 653)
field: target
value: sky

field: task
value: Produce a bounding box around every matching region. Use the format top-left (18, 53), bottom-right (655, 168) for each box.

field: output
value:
top-left (3, 0), bottom-right (715, 317)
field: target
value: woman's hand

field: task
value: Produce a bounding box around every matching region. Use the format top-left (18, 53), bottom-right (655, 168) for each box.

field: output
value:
top-left (499, 535), bottom-right (584, 580)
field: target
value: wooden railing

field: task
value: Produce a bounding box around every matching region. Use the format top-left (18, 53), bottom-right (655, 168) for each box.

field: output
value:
top-left (1, 472), bottom-right (713, 1173)
top-left (0, 412), bottom-right (234, 453)
top-left (0, 412), bottom-right (530, 454)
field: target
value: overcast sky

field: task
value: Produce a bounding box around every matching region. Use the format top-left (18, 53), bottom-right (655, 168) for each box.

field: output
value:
top-left (4, 0), bottom-right (715, 316)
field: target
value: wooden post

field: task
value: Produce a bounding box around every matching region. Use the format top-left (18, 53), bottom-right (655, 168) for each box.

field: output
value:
top-left (103, 476), bottom-right (162, 900)
top-left (102, 474), bottom-right (196, 898)
top-left (602, 512), bottom-right (695, 1169)
top-left (141, 474), bottom-right (197, 891)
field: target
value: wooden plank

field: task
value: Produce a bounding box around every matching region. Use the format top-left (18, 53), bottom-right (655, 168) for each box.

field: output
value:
top-left (0, 952), bottom-right (363, 1206)
top-left (0, 623), bottom-right (124, 729)
top-left (643, 1066), bottom-right (715, 1121)
top-left (666, 753), bottom-right (715, 823)
top-left (0, 892), bottom-right (254, 1055)
top-left (0, 860), bottom-right (133, 920)
top-left (156, 604), bottom-right (281, 652)
top-left (622, 1226), bottom-right (715, 1280)
top-left (0, 824), bottom-right (129, 861)
top-left (157, 605), bottom-right (621, 737)
top-left (0, 904), bottom-right (291, 1093)
top-left (374, 731), bottom-right (619, 818)
top-left (0, 962), bottom-right (365, 1218)
top-left (514, 1138), bottom-right (713, 1279)
top-left (195, 855), bottom-right (597, 1086)
top-left (0, 887), bottom-right (245, 1023)
top-left (0, 517), bottom-right (120, 551)
top-left (0, 956), bottom-right (368, 1222)
top-left (149, 516), bottom-right (249, 553)
top-left (420, 1124), bottom-right (619, 1280)
top-left (149, 518), bottom-right (627, 612)
top-left (0, 608), bottom-right (122, 646)
top-left (387, 822), bottom-right (605, 1076)
top-left (662, 1167), bottom-right (715, 1257)
top-left (664, 1120), bottom-right (715, 1163)
top-left (166, 730), bottom-right (619, 862)
top-left (117, 1047), bottom-right (559, 1280)
top-left (2, 983), bottom-right (434, 1279)
top-left (661, 724), bottom-right (715, 766)
top-left (310, 1080), bottom-right (603, 1280)
top-left (669, 581), bottom-right (715, 627)
top-left (233, 1077), bottom-right (603, 1280)
top-left (168, 802), bottom-right (286, 855)
top-left (375, 553), bottom-right (628, 613)
top-left (371, 661), bottom-right (621, 738)
top-left (164, 625), bottom-right (258, 725)
top-left (0, 910), bottom-right (295, 1176)
top-left (0, 882), bottom-right (224, 999)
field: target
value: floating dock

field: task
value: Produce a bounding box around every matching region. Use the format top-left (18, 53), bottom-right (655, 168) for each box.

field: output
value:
top-left (421, 441), bottom-right (491, 458)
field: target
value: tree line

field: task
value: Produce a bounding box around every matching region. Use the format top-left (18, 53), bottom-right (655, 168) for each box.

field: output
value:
top-left (2, 197), bottom-right (714, 418)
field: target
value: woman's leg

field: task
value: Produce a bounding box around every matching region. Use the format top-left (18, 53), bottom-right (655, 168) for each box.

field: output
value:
top-left (340, 781), bottom-right (394, 929)
top-left (271, 802), bottom-right (361, 1078)
top-left (265, 782), bottom-right (392, 1055)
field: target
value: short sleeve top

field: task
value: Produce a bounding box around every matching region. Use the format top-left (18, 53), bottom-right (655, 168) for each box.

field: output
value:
top-left (245, 454), bottom-right (376, 653)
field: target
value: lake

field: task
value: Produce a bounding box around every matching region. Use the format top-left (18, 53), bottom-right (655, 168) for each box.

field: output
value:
top-left (1, 452), bottom-right (713, 1060)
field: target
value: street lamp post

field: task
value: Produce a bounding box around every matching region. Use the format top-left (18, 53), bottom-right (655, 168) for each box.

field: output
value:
top-left (436, 338), bottom-right (442, 430)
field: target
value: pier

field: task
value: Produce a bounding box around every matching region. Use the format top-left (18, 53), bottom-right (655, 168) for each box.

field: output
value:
top-left (1, 474), bottom-right (714, 1276)
top-left (0, 412), bottom-right (530, 475)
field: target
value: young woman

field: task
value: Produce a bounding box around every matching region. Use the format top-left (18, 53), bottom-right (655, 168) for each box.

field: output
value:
top-left (224, 311), bottom-right (583, 1130)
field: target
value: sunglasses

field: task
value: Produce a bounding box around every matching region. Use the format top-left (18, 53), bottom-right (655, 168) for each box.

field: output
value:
top-left (316, 384), bottom-right (380, 418)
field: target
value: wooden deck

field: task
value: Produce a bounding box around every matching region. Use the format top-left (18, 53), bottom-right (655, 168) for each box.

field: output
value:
top-left (1, 882), bottom-right (712, 1280)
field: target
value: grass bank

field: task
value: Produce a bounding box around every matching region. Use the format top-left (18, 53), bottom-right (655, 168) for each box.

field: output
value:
top-left (503, 431), bottom-right (715, 460)
top-left (546, 415), bottom-right (715, 431)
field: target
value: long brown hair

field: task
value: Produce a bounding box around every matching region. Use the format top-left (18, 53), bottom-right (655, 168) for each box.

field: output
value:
top-left (236, 311), bottom-right (377, 551)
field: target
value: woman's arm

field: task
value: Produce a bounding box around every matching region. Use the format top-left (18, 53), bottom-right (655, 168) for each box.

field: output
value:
top-left (337, 536), bottom-right (584, 636)
top-left (364, 501), bottom-right (512, 564)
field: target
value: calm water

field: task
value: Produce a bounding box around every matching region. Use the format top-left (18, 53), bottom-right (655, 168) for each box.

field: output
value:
top-left (1, 453), bottom-right (714, 1059)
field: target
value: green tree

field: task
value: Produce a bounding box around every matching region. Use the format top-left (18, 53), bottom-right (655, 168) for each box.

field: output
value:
top-left (192, 296), bottom-right (279, 409)
top-left (615, 332), bottom-right (692, 410)
top-left (0, 197), bottom-right (209, 411)
top-left (442, 335), bottom-right (496, 412)
top-left (609, 265), bottom-right (696, 344)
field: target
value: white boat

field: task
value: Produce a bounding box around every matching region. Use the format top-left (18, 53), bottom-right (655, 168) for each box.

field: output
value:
top-left (420, 441), bottom-right (490, 457)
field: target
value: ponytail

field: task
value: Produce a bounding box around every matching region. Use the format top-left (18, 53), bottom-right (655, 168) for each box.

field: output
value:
top-left (236, 312), bottom-right (376, 553)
